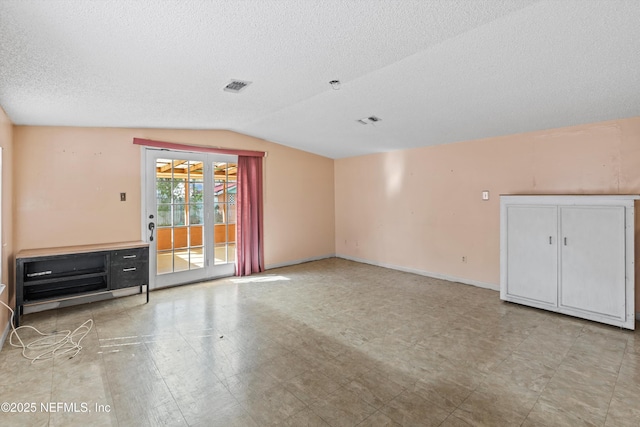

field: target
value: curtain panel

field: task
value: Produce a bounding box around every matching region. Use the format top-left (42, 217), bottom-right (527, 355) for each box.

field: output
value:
top-left (236, 156), bottom-right (265, 276)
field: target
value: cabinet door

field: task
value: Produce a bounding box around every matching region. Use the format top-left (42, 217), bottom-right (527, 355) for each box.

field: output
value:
top-left (560, 206), bottom-right (626, 319)
top-left (505, 205), bottom-right (558, 305)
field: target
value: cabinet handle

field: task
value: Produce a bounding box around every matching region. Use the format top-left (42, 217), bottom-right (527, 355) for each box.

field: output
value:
top-left (122, 267), bottom-right (137, 272)
top-left (122, 255), bottom-right (137, 259)
top-left (549, 236), bottom-right (552, 244)
top-left (564, 237), bottom-right (567, 246)
top-left (26, 270), bottom-right (52, 278)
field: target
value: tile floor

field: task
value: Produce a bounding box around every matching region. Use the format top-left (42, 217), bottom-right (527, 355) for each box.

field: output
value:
top-left (0, 258), bottom-right (639, 426)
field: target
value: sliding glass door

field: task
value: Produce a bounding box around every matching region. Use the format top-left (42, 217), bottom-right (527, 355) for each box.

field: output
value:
top-left (144, 149), bottom-right (236, 289)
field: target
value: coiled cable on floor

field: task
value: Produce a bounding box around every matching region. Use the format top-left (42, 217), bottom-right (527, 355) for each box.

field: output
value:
top-left (0, 299), bottom-right (93, 363)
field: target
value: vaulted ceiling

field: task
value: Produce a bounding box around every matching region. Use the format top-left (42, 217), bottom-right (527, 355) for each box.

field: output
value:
top-left (1, 1), bottom-right (638, 158)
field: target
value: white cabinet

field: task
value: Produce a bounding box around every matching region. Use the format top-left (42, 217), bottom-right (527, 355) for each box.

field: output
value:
top-left (500, 195), bottom-right (637, 330)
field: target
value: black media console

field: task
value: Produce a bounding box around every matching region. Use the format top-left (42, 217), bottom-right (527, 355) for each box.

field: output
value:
top-left (15, 241), bottom-right (149, 326)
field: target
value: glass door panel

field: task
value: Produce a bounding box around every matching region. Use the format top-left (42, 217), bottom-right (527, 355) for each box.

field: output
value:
top-left (213, 162), bottom-right (237, 266)
top-left (155, 158), bottom-right (205, 276)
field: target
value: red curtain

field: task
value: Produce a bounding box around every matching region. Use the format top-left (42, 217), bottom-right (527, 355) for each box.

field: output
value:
top-left (236, 156), bottom-right (264, 276)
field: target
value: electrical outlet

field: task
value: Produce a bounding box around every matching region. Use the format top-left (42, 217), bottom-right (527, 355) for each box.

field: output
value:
top-left (462, 256), bottom-right (467, 263)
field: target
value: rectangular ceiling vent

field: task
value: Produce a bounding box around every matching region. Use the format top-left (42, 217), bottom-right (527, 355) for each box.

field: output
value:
top-left (223, 80), bottom-right (252, 93)
top-left (357, 115), bottom-right (382, 125)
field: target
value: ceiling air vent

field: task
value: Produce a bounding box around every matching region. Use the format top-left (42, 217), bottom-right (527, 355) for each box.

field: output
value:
top-left (356, 115), bottom-right (382, 125)
top-left (223, 80), bottom-right (252, 93)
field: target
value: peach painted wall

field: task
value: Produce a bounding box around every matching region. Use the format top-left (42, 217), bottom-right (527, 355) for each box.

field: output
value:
top-left (13, 127), bottom-right (335, 267)
top-left (0, 107), bottom-right (14, 332)
top-left (335, 117), bottom-right (640, 310)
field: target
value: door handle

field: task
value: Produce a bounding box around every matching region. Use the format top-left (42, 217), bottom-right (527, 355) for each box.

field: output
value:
top-left (148, 222), bottom-right (155, 241)
top-left (549, 236), bottom-right (552, 245)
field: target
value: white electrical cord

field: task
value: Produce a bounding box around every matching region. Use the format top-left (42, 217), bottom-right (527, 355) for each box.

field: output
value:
top-left (0, 299), bottom-right (93, 363)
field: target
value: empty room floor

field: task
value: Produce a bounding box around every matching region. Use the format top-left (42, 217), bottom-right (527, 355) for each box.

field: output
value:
top-left (0, 258), bottom-right (638, 426)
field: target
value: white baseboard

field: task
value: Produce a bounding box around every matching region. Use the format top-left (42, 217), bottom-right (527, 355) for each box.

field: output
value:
top-left (0, 319), bottom-right (10, 352)
top-left (266, 253), bottom-right (336, 270)
top-left (336, 253), bottom-right (500, 292)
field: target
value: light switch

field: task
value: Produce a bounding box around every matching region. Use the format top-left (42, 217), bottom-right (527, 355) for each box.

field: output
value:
top-left (482, 191), bottom-right (489, 201)
top-left (120, 192), bottom-right (126, 201)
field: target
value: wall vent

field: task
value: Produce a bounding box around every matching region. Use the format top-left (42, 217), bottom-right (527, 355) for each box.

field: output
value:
top-left (223, 80), bottom-right (252, 93)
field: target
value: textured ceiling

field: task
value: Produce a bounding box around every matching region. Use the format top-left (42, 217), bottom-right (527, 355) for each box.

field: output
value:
top-left (1, 0), bottom-right (639, 159)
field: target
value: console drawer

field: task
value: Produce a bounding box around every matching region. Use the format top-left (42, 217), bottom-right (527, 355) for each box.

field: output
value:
top-left (112, 248), bottom-right (149, 265)
top-left (110, 263), bottom-right (148, 289)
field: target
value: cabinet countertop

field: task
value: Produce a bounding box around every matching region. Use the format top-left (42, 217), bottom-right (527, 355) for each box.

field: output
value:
top-left (17, 241), bottom-right (149, 259)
